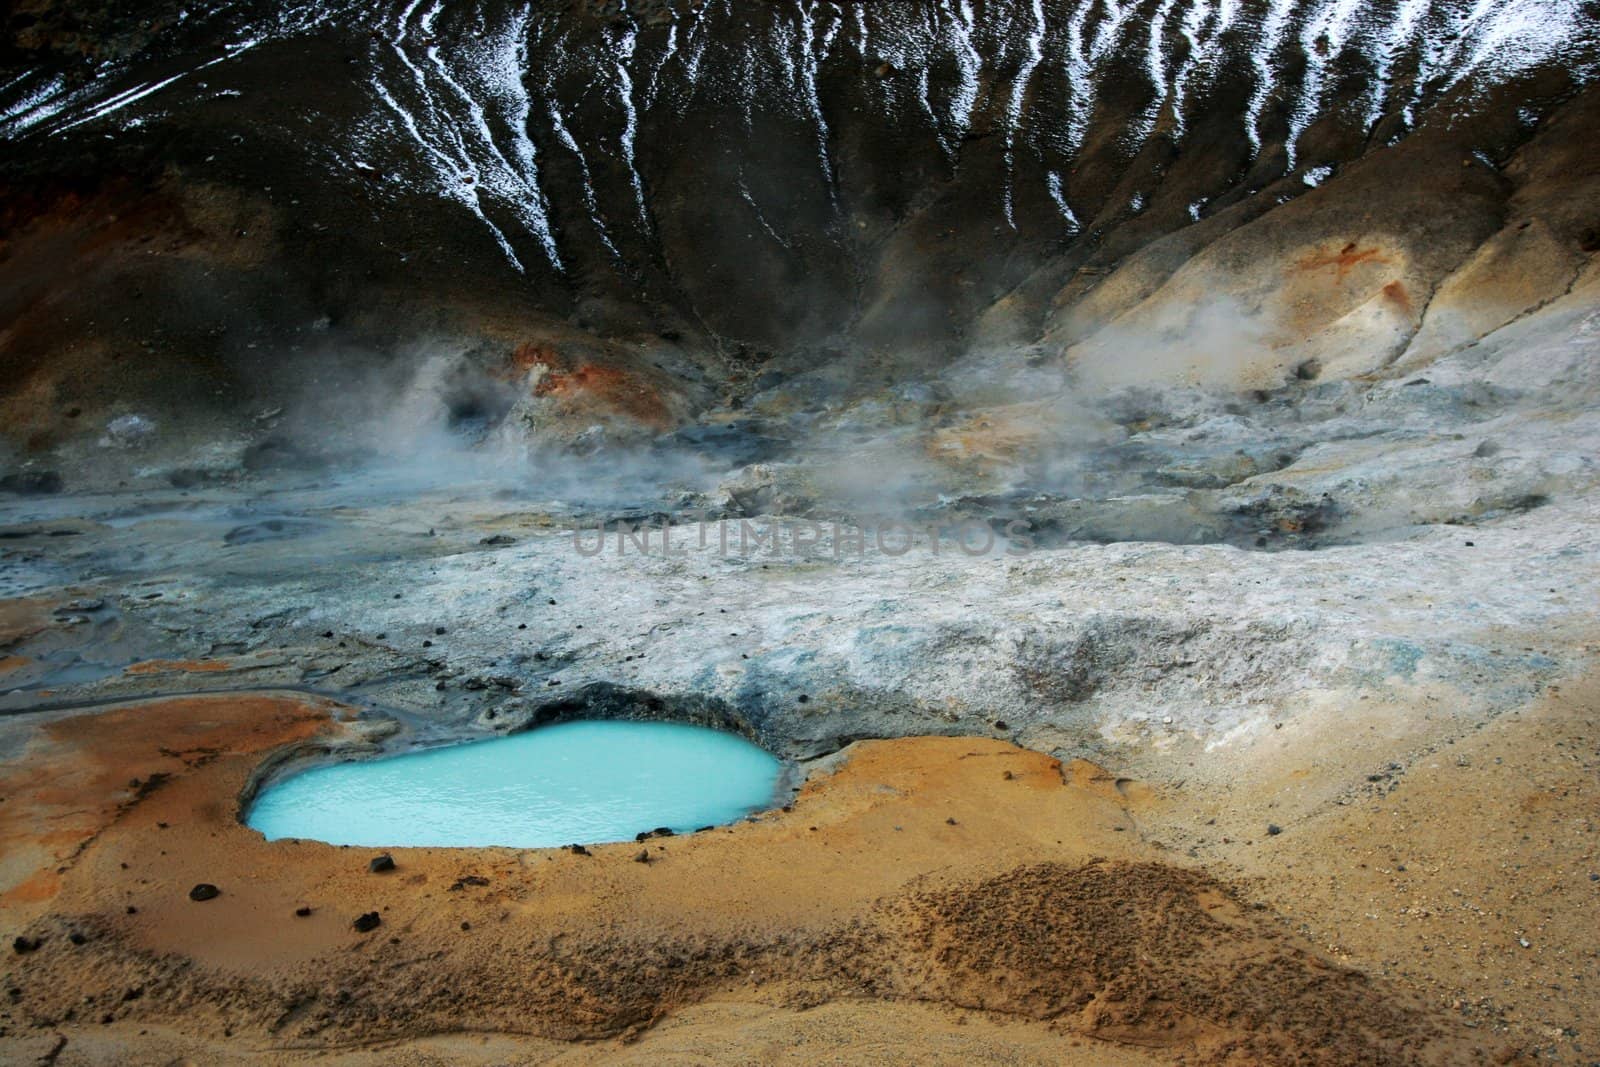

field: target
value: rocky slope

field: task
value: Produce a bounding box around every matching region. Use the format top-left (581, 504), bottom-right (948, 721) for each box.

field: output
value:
top-left (2, 0), bottom-right (1598, 475)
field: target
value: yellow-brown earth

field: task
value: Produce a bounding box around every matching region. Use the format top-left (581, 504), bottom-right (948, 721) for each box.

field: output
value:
top-left (4, 678), bottom-right (1594, 1064)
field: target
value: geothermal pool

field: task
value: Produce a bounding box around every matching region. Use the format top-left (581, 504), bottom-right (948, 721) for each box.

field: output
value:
top-left (247, 720), bottom-right (783, 848)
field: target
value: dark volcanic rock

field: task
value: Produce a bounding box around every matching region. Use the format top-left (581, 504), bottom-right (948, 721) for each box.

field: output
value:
top-left (0, 0), bottom-right (1593, 456)
top-left (0, 471), bottom-right (63, 495)
top-left (223, 519), bottom-right (324, 546)
top-left (188, 883), bottom-right (220, 902)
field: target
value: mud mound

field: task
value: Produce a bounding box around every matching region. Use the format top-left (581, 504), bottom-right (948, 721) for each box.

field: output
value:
top-left (885, 860), bottom-right (1488, 1064)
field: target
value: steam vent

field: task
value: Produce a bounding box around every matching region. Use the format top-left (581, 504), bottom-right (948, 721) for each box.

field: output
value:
top-left (4, 0), bottom-right (1600, 1062)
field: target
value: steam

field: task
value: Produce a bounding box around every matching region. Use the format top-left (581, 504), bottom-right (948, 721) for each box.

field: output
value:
top-left (257, 342), bottom-right (718, 510)
top-left (1064, 296), bottom-right (1283, 394)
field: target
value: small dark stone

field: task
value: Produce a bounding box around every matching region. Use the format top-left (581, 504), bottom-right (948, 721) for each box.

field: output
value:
top-left (12, 936), bottom-right (40, 954)
top-left (369, 854), bottom-right (396, 873)
top-left (1464, 540), bottom-right (1475, 547)
top-left (449, 875), bottom-right (490, 890)
top-left (67, 932), bottom-right (86, 946)
top-left (797, 694), bottom-right (809, 704)
top-left (566, 844), bottom-right (591, 856)
top-left (479, 534), bottom-right (516, 546)
top-left (294, 906), bottom-right (312, 917)
top-left (993, 720), bottom-right (1008, 730)
top-left (188, 883), bottom-right (220, 901)
top-left (1002, 770), bottom-right (1014, 780)
top-left (460, 921), bottom-right (471, 931)
top-left (352, 911), bottom-right (381, 933)
top-left (434, 626), bottom-right (447, 635)
top-left (1266, 824), bottom-right (1283, 836)
top-left (634, 850), bottom-right (651, 863)
top-left (945, 817), bottom-right (958, 826)
top-left (125, 906), bottom-right (137, 915)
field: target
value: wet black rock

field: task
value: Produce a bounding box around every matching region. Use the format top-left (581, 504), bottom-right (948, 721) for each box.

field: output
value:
top-left (0, 471), bottom-right (63, 495)
top-left (223, 519), bottom-right (322, 546)
top-left (166, 467), bottom-right (219, 489)
top-left (352, 911), bottom-right (381, 933)
top-left (240, 437), bottom-right (325, 473)
top-left (634, 826), bottom-right (677, 842)
top-left (658, 421), bottom-right (791, 468)
top-left (188, 883), bottom-right (220, 901)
